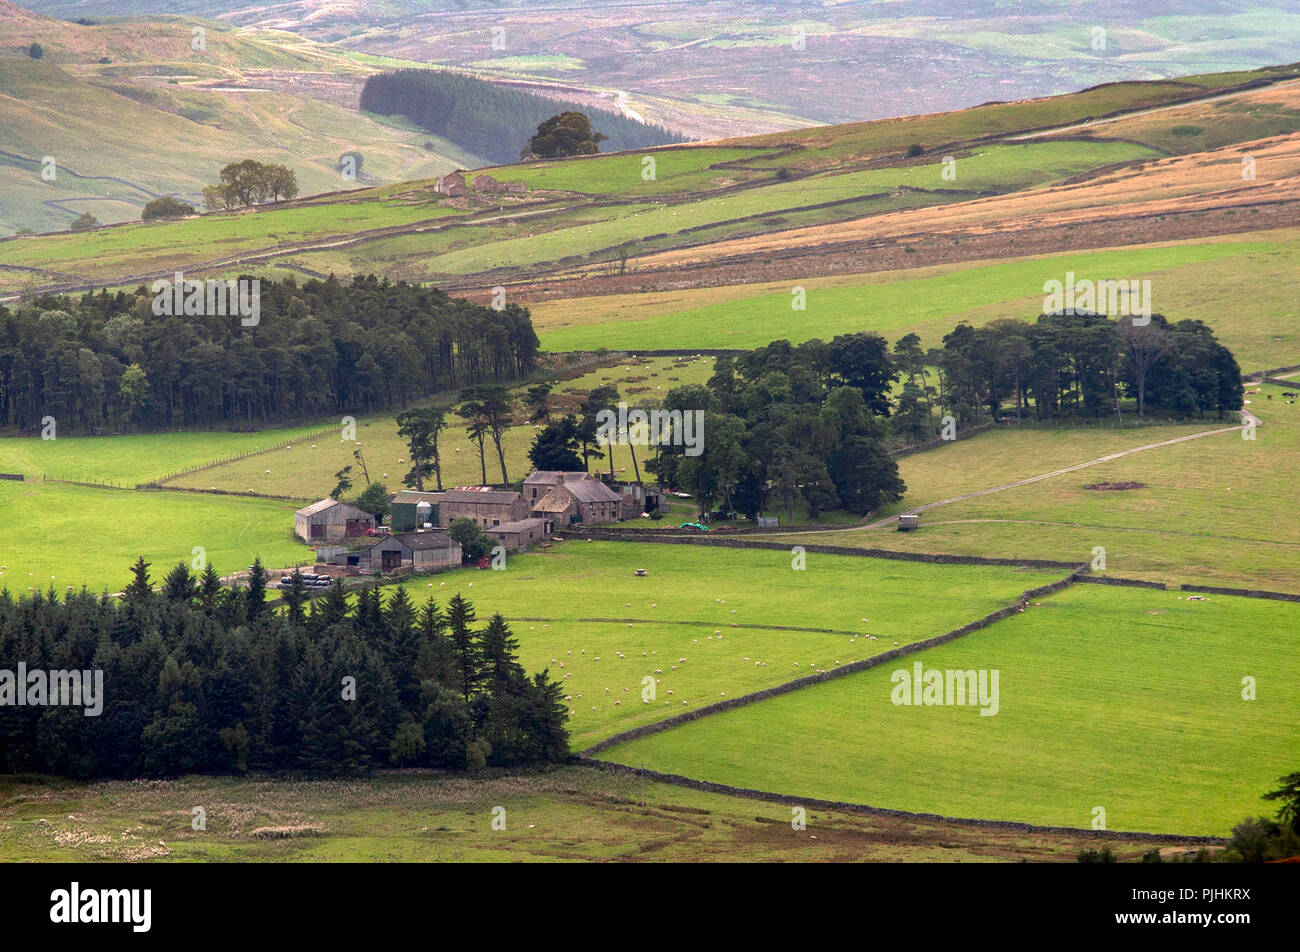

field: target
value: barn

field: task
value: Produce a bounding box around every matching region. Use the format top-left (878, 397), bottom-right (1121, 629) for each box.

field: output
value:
top-left (491, 517), bottom-right (553, 552)
top-left (294, 499), bottom-right (375, 542)
top-left (436, 487), bottom-right (529, 527)
top-left (389, 490), bottom-right (442, 532)
top-left (362, 532), bottom-right (462, 574)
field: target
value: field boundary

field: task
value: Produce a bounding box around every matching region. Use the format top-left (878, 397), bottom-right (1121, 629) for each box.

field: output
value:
top-left (1179, 583), bottom-right (1300, 603)
top-left (556, 530), bottom-right (1086, 568)
top-left (571, 759), bottom-right (1225, 844)
top-left (579, 566), bottom-right (1086, 756)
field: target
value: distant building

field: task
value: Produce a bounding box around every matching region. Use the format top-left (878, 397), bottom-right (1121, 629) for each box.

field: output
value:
top-left (473, 173), bottom-right (527, 194)
top-left (898, 513), bottom-right (920, 531)
top-left (434, 170), bottom-right (468, 197)
top-left (294, 498), bottom-right (375, 542)
top-left (363, 532), bottom-right (462, 574)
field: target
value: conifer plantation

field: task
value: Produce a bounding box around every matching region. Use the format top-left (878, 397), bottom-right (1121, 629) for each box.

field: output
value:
top-left (0, 559), bottom-right (569, 777)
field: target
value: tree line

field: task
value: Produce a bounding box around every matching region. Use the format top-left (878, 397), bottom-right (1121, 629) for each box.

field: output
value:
top-left (524, 311), bottom-right (1242, 524)
top-left (0, 559), bottom-right (569, 777)
top-left (359, 70), bottom-right (684, 165)
top-left (0, 274), bottom-right (540, 434)
top-left (904, 311), bottom-right (1242, 436)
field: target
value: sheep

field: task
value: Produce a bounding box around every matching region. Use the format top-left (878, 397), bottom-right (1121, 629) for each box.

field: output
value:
top-left (678, 658), bottom-right (686, 663)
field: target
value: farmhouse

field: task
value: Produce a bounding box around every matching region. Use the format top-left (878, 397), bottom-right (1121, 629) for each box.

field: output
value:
top-left (530, 478), bottom-right (622, 525)
top-left (434, 170), bottom-right (468, 197)
top-left (362, 532), bottom-right (462, 574)
top-left (389, 490), bottom-right (442, 532)
top-left (436, 487), bottom-right (530, 527)
top-left (294, 498), bottom-right (375, 542)
top-left (523, 470), bottom-right (592, 505)
top-left (491, 517), bottom-right (553, 552)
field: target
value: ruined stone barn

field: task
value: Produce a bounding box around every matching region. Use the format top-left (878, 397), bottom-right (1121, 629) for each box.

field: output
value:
top-left (434, 170), bottom-right (468, 196)
top-left (294, 498), bottom-right (375, 542)
top-left (473, 173), bottom-right (527, 194)
top-left (435, 487), bottom-right (530, 528)
top-left (363, 532), bottom-right (462, 574)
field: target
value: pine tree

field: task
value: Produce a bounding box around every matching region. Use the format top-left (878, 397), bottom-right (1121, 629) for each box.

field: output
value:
top-left (310, 579), bottom-right (350, 634)
top-left (196, 562), bottom-right (222, 613)
top-left (445, 594), bottom-right (480, 702)
top-left (161, 561), bottom-right (195, 603)
top-left (281, 570), bottom-right (309, 628)
top-left (245, 557), bottom-right (268, 623)
top-left (122, 556), bottom-right (154, 606)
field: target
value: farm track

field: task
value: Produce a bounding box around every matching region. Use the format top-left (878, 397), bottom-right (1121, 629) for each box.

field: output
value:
top-left (858, 420), bottom-right (1250, 530)
top-left (1009, 77), bottom-right (1300, 141)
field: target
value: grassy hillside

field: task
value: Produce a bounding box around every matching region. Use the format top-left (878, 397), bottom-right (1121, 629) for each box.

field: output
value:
top-left (0, 8), bottom-right (487, 233)
top-left (1, 766), bottom-right (1186, 862)
top-left (5, 63), bottom-right (1296, 293)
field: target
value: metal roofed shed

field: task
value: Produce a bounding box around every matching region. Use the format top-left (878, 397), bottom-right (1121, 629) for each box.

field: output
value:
top-left (898, 513), bottom-right (920, 531)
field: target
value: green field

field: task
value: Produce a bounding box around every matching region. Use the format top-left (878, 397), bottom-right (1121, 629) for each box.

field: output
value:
top-left (784, 381), bottom-right (1299, 591)
top-left (0, 423), bottom-right (332, 485)
top-left (386, 541), bottom-right (1066, 747)
top-left (536, 236), bottom-right (1299, 367)
top-left (0, 481), bottom-right (305, 593)
top-left (598, 584), bottom-right (1300, 836)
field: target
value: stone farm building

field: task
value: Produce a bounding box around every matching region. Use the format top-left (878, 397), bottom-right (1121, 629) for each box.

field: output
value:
top-left (522, 471), bottom-right (591, 506)
top-left (294, 498), bottom-right (375, 542)
top-left (434, 170), bottom-right (468, 197)
top-left (473, 173), bottom-right (527, 194)
top-left (491, 517), bottom-right (553, 551)
top-left (531, 477), bottom-right (621, 525)
top-left (437, 487), bottom-right (530, 527)
top-left (363, 532), bottom-right (462, 574)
